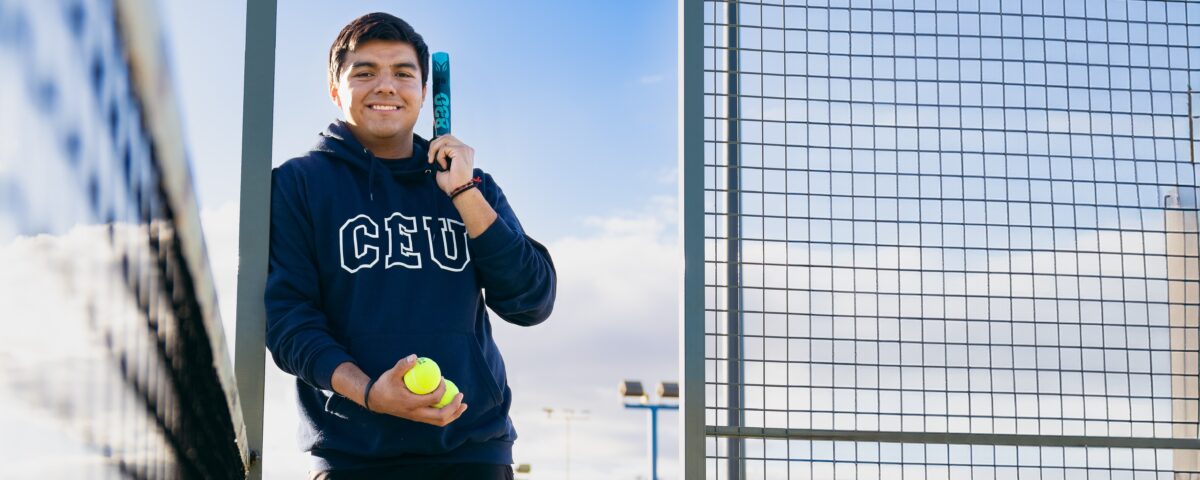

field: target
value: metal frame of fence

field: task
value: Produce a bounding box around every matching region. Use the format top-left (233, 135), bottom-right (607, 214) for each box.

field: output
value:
top-left (682, 0), bottom-right (1200, 477)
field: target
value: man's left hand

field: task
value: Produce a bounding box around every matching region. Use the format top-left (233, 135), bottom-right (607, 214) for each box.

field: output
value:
top-left (428, 134), bottom-right (475, 195)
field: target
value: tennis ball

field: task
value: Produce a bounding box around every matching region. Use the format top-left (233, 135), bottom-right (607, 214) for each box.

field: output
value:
top-left (403, 357), bottom-right (442, 395)
top-left (435, 379), bottom-right (459, 408)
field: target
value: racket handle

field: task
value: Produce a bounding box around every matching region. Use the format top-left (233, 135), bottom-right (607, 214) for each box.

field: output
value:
top-left (432, 51), bottom-right (451, 138)
top-left (431, 52), bottom-right (451, 172)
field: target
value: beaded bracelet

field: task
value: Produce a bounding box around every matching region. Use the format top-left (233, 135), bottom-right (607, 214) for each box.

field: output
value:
top-left (449, 176), bottom-right (482, 199)
top-left (449, 182), bottom-right (477, 199)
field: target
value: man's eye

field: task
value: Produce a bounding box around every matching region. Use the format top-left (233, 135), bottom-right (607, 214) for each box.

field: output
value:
top-left (397, 72), bottom-right (413, 78)
top-left (355, 72), bottom-right (372, 78)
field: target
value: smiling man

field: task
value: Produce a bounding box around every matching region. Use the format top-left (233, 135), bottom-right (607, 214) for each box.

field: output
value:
top-left (264, 12), bottom-right (556, 480)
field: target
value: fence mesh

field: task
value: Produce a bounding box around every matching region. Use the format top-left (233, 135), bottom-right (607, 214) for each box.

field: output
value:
top-left (699, 0), bottom-right (1200, 477)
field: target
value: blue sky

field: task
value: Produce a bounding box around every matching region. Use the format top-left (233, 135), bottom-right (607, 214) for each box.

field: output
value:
top-left (171, 0), bottom-right (678, 237)
top-left (163, 1), bottom-right (681, 478)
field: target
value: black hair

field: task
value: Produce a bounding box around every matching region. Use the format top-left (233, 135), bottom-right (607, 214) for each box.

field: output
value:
top-left (329, 12), bottom-right (429, 86)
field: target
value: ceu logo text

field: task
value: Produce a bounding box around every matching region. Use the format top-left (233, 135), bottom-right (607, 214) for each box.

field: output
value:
top-left (339, 213), bottom-right (470, 273)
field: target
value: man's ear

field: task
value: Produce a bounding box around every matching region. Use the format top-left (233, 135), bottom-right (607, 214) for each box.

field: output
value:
top-left (329, 80), bottom-right (342, 109)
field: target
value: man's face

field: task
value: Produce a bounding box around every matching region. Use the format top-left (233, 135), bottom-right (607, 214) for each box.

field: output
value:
top-left (330, 40), bottom-right (425, 148)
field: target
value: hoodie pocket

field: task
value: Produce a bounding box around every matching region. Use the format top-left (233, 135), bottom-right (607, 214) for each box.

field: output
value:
top-left (322, 332), bottom-right (508, 457)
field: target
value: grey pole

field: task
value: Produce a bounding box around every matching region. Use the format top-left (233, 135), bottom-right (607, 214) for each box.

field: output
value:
top-left (679, 0), bottom-right (706, 478)
top-left (235, 0), bottom-right (277, 479)
top-left (723, 1), bottom-right (744, 478)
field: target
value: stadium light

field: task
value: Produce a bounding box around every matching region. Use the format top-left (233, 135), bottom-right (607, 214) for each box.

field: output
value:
top-left (657, 381), bottom-right (679, 399)
top-left (620, 379), bottom-right (646, 400)
top-left (620, 380), bottom-right (679, 480)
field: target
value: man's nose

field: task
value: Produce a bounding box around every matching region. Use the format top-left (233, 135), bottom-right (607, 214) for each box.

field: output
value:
top-left (375, 75), bottom-right (398, 95)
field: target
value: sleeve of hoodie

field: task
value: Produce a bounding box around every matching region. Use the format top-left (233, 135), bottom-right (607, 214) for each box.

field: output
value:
top-left (469, 170), bottom-right (557, 326)
top-left (263, 162), bottom-right (355, 391)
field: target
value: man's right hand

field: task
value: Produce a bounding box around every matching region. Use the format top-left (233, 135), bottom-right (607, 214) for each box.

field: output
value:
top-left (366, 354), bottom-right (467, 426)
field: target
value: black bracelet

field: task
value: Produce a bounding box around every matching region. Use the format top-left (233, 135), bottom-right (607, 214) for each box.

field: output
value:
top-left (363, 377), bottom-right (378, 412)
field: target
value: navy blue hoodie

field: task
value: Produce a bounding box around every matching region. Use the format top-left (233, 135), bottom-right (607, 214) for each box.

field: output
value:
top-left (265, 121), bottom-right (556, 471)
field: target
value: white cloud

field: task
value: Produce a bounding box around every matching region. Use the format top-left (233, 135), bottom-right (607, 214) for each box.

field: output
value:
top-left (201, 201), bottom-right (241, 354)
top-left (0, 222), bottom-right (247, 476)
top-left (657, 165), bottom-right (679, 187)
top-left (639, 73), bottom-right (665, 85)
top-left (198, 201), bottom-right (314, 477)
top-left (497, 195), bottom-right (680, 479)
top-left (197, 196), bottom-right (683, 479)
top-left (3, 192), bottom-right (1191, 477)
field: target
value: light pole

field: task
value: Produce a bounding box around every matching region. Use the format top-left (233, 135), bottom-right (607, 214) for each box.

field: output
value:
top-left (543, 407), bottom-right (588, 480)
top-left (620, 380), bottom-right (679, 480)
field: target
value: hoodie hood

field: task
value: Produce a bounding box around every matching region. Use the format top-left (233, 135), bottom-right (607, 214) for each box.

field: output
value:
top-left (315, 121), bottom-right (435, 199)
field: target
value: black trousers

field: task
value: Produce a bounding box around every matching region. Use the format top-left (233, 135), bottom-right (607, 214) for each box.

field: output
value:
top-left (309, 463), bottom-right (514, 480)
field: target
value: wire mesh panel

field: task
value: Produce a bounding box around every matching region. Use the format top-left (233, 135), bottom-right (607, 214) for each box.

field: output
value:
top-left (693, 0), bottom-right (1200, 477)
top-left (0, 0), bottom-right (248, 477)
top-left (727, 438), bottom-right (1200, 479)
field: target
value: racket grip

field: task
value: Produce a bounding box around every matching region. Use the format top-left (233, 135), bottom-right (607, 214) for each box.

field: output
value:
top-left (431, 51), bottom-right (451, 171)
top-left (432, 52), bottom-right (451, 138)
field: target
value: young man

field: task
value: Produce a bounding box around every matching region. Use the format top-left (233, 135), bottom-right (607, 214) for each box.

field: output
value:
top-left (265, 12), bottom-right (556, 479)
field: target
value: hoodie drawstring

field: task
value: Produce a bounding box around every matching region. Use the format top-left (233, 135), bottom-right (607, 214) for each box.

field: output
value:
top-left (366, 149), bottom-right (376, 201)
top-left (319, 123), bottom-right (435, 200)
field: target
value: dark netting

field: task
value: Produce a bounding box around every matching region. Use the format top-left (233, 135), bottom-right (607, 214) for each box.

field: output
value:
top-left (0, 0), bottom-right (247, 478)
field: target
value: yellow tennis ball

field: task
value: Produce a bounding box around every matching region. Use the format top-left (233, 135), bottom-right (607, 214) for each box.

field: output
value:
top-left (435, 379), bottom-right (459, 408)
top-left (403, 357), bottom-right (441, 395)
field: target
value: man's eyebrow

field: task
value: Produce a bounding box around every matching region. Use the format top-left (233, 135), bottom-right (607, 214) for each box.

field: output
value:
top-left (348, 61), bottom-right (417, 70)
